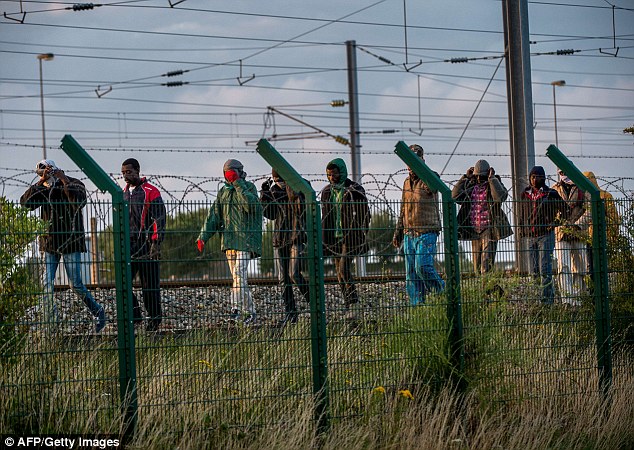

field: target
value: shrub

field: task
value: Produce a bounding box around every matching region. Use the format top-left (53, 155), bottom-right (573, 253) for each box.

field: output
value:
top-left (0, 197), bottom-right (44, 352)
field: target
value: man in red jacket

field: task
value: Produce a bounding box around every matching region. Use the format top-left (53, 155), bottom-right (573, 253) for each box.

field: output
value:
top-left (517, 166), bottom-right (566, 304)
top-left (121, 158), bottom-right (166, 331)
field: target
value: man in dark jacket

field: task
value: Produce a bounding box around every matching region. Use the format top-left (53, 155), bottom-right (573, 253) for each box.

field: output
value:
top-left (261, 168), bottom-right (309, 325)
top-left (21, 160), bottom-right (106, 333)
top-left (518, 166), bottom-right (566, 304)
top-left (321, 158), bottom-right (371, 310)
top-left (452, 159), bottom-right (512, 275)
top-left (392, 144), bottom-right (445, 305)
top-left (121, 158), bottom-right (166, 331)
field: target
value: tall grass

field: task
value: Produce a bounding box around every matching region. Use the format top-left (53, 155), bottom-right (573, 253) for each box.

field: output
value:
top-left (130, 357), bottom-right (634, 450)
top-left (2, 295), bottom-right (633, 449)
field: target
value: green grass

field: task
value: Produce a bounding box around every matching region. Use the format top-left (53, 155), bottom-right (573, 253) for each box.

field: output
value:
top-left (2, 275), bottom-right (633, 449)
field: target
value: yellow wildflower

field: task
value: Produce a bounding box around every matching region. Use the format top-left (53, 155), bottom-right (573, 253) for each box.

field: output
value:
top-left (198, 359), bottom-right (213, 370)
top-left (373, 386), bottom-right (386, 394)
top-left (398, 389), bottom-right (414, 399)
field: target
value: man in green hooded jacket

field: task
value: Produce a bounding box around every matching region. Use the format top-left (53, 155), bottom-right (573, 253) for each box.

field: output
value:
top-left (320, 158), bottom-right (371, 311)
top-left (197, 159), bottom-right (262, 324)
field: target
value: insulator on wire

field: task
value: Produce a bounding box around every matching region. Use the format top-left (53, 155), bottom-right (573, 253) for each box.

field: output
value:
top-left (382, 129), bottom-right (396, 134)
top-left (162, 81), bottom-right (188, 87)
top-left (450, 57), bottom-right (469, 64)
top-left (334, 136), bottom-right (350, 146)
top-left (165, 70), bottom-right (185, 77)
top-left (330, 100), bottom-right (346, 107)
top-left (72, 3), bottom-right (95, 11)
top-left (556, 49), bottom-right (575, 55)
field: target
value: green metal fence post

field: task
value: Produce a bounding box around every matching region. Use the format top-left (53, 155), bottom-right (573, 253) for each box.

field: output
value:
top-left (546, 144), bottom-right (612, 398)
top-left (255, 139), bottom-right (330, 432)
top-left (394, 141), bottom-right (465, 388)
top-left (60, 135), bottom-right (138, 439)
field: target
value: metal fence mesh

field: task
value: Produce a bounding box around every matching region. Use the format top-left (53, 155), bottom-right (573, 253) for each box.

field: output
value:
top-left (1, 175), bottom-right (632, 435)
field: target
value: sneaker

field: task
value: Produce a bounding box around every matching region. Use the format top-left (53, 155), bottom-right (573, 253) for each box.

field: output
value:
top-left (485, 284), bottom-right (505, 299)
top-left (243, 314), bottom-right (257, 326)
top-left (277, 312), bottom-right (298, 328)
top-left (562, 298), bottom-right (581, 307)
top-left (95, 307), bottom-right (107, 333)
top-left (344, 306), bottom-right (359, 322)
top-left (228, 309), bottom-right (241, 323)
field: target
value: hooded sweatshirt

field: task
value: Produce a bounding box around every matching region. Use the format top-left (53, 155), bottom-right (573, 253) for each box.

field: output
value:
top-left (199, 160), bottom-right (262, 256)
top-left (518, 166), bottom-right (566, 237)
top-left (552, 173), bottom-right (586, 242)
top-left (320, 159), bottom-right (371, 256)
top-left (328, 158), bottom-right (347, 238)
top-left (575, 171), bottom-right (620, 242)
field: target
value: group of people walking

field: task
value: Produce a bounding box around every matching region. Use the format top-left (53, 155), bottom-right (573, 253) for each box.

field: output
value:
top-left (21, 144), bottom-right (608, 333)
top-left (22, 158), bottom-right (167, 333)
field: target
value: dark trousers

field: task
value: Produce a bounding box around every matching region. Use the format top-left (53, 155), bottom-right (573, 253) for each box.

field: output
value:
top-left (332, 241), bottom-right (358, 306)
top-left (131, 259), bottom-right (162, 330)
top-left (275, 244), bottom-right (309, 316)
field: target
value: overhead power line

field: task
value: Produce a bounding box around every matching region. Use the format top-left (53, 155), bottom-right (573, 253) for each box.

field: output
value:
top-left (3, 141), bottom-right (634, 159)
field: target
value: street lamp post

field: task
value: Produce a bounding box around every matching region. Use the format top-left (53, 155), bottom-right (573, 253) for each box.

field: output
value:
top-left (37, 53), bottom-right (54, 159)
top-left (550, 80), bottom-right (566, 147)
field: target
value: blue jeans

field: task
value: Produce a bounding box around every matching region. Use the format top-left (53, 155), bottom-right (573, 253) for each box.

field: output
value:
top-left (44, 252), bottom-right (103, 324)
top-left (403, 233), bottom-right (445, 305)
top-left (526, 232), bottom-right (555, 304)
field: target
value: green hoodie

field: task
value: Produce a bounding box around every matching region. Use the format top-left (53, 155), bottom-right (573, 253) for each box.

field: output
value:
top-left (198, 177), bottom-right (263, 257)
top-left (328, 158), bottom-right (347, 238)
top-left (320, 158), bottom-right (371, 256)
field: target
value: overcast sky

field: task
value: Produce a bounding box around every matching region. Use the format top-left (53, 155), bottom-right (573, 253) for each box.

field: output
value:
top-left (1, 0), bottom-right (633, 203)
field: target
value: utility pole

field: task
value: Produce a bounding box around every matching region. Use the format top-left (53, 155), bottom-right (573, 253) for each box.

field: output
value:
top-left (346, 40), bottom-right (366, 277)
top-left (346, 40), bottom-right (361, 183)
top-left (502, 0), bottom-right (535, 273)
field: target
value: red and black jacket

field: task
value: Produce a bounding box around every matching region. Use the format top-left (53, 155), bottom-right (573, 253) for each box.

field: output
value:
top-left (123, 178), bottom-right (166, 259)
top-left (517, 185), bottom-right (566, 238)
